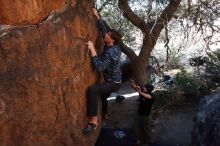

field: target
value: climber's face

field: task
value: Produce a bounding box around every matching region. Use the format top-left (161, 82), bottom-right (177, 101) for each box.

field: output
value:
top-left (104, 32), bottom-right (115, 45)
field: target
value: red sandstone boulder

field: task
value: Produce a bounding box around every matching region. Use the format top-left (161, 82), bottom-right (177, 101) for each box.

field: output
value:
top-left (0, 0), bottom-right (103, 146)
top-left (0, 0), bottom-right (67, 25)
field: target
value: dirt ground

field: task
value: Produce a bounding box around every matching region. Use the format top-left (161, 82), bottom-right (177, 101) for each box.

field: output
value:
top-left (106, 83), bottom-right (197, 146)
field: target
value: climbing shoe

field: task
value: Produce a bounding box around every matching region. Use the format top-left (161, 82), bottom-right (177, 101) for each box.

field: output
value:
top-left (83, 122), bottom-right (98, 135)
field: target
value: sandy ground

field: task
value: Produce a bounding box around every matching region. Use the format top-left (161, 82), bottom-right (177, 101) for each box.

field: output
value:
top-left (106, 83), bottom-right (197, 146)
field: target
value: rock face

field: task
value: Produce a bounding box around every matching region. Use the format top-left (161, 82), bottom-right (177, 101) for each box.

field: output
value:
top-left (192, 91), bottom-right (220, 146)
top-left (0, 1), bottom-right (103, 146)
top-left (0, 0), bottom-right (66, 25)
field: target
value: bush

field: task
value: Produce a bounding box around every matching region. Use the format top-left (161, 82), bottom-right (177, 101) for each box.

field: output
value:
top-left (152, 78), bottom-right (182, 109)
top-left (152, 69), bottom-right (209, 111)
top-left (203, 50), bottom-right (220, 85)
top-left (175, 69), bottom-right (208, 96)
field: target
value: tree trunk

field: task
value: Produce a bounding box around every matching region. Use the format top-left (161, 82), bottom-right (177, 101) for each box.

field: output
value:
top-left (117, 0), bottom-right (181, 86)
top-left (131, 58), bottom-right (148, 86)
top-left (0, 1), bottom-right (102, 146)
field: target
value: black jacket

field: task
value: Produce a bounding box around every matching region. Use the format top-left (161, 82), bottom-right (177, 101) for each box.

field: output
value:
top-left (138, 93), bottom-right (154, 116)
top-left (92, 19), bottom-right (122, 83)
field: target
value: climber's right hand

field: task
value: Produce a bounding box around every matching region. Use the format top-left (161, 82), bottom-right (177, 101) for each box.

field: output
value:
top-left (86, 41), bottom-right (94, 51)
top-left (136, 86), bottom-right (141, 92)
top-left (86, 41), bottom-right (97, 57)
top-left (92, 8), bottom-right (100, 19)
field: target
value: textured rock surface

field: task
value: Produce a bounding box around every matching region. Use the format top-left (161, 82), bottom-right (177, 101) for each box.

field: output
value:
top-left (0, 0), bottom-right (66, 25)
top-left (0, 1), bottom-right (103, 146)
top-left (192, 90), bottom-right (220, 146)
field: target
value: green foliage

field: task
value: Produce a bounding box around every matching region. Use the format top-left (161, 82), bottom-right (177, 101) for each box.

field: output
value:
top-left (154, 85), bottom-right (177, 101)
top-left (97, 2), bottom-right (140, 48)
top-left (96, 0), bottom-right (172, 49)
top-left (175, 69), bottom-right (208, 96)
top-left (166, 50), bottom-right (183, 70)
top-left (204, 49), bottom-right (220, 84)
top-left (213, 49), bottom-right (220, 60)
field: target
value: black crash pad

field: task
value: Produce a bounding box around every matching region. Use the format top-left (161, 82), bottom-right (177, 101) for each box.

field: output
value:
top-left (95, 127), bottom-right (183, 146)
top-left (95, 128), bottom-right (135, 146)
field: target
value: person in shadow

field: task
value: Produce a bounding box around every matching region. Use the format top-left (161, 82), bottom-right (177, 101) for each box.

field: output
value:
top-left (129, 80), bottom-right (154, 146)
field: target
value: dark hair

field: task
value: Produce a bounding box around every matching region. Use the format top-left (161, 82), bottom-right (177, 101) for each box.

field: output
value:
top-left (109, 29), bottom-right (122, 44)
top-left (144, 84), bottom-right (154, 93)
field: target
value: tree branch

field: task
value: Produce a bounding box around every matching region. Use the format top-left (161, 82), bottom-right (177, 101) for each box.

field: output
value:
top-left (118, 40), bottom-right (137, 61)
top-left (102, 20), bottom-right (137, 61)
top-left (138, 34), bottom-right (152, 62)
top-left (97, 0), bottom-right (114, 12)
top-left (164, 24), bottom-right (171, 62)
top-left (152, 0), bottom-right (181, 39)
top-left (118, 0), bottom-right (150, 34)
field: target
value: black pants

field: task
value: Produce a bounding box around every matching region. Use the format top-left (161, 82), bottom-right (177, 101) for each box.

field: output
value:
top-left (133, 113), bottom-right (152, 144)
top-left (87, 82), bottom-right (121, 117)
